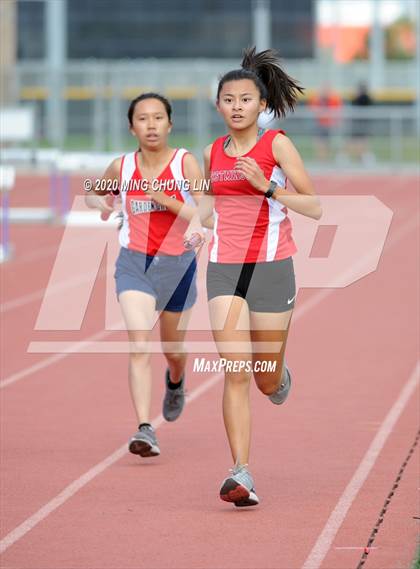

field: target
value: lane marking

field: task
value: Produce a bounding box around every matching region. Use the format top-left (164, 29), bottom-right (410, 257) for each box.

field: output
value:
top-left (1, 267), bottom-right (109, 315)
top-left (0, 371), bottom-right (223, 554)
top-left (301, 360), bottom-right (419, 569)
top-left (0, 235), bottom-right (92, 312)
top-left (0, 282), bottom-right (330, 390)
top-left (1, 272), bottom-right (208, 389)
top-left (2, 201), bottom-right (418, 557)
top-left (0, 323), bottom-right (123, 389)
top-left (0, 197), bottom-right (418, 555)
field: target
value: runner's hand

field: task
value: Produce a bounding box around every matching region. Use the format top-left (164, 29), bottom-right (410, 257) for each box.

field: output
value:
top-left (233, 157), bottom-right (270, 193)
top-left (97, 194), bottom-right (115, 220)
top-left (183, 231), bottom-right (204, 250)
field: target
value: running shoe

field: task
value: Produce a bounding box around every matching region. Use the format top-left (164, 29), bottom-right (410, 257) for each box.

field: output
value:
top-left (128, 424), bottom-right (160, 457)
top-left (268, 363), bottom-right (292, 405)
top-left (162, 368), bottom-right (185, 422)
top-left (219, 463), bottom-right (259, 507)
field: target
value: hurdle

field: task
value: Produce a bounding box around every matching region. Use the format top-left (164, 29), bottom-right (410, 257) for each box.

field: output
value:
top-left (0, 146), bottom-right (117, 228)
top-left (55, 152), bottom-right (116, 224)
top-left (0, 165), bottom-right (16, 262)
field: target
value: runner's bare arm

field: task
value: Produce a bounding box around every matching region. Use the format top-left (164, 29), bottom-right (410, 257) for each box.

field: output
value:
top-left (184, 152), bottom-right (214, 229)
top-left (270, 134), bottom-right (322, 219)
top-left (233, 135), bottom-right (322, 220)
top-left (84, 157), bottom-right (122, 215)
top-left (180, 152), bottom-right (207, 242)
top-left (143, 153), bottom-right (197, 221)
top-left (198, 144), bottom-right (215, 228)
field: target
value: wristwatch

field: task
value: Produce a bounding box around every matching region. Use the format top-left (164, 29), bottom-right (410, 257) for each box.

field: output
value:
top-left (264, 180), bottom-right (277, 199)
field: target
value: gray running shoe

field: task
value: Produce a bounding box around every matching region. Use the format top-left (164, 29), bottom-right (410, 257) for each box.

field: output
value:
top-left (269, 363), bottom-right (292, 405)
top-left (219, 463), bottom-right (259, 507)
top-left (162, 369), bottom-right (185, 422)
top-left (128, 424), bottom-right (160, 457)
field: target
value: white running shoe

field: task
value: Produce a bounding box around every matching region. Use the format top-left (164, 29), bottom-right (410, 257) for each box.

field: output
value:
top-left (219, 463), bottom-right (259, 507)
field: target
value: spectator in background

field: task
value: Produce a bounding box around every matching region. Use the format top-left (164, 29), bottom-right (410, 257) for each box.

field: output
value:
top-left (309, 84), bottom-right (342, 161)
top-left (349, 82), bottom-right (375, 164)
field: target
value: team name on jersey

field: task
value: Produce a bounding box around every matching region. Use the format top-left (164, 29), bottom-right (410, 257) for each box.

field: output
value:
top-left (210, 169), bottom-right (246, 183)
top-left (130, 199), bottom-right (167, 215)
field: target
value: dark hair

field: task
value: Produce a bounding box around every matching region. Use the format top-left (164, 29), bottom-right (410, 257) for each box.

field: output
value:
top-left (127, 92), bottom-right (172, 126)
top-left (216, 46), bottom-right (304, 118)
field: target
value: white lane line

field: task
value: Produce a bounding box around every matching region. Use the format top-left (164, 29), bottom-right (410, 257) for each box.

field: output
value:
top-left (0, 267), bottom-right (109, 314)
top-left (0, 371), bottom-right (223, 554)
top-left (0, 322), bottom-right (123, 389)
top-left (301, 360), bottom-right (420, 569)
top-left (1, 274), bottom-right (208, 389)
top-left (0, 235), bottom-right (91, 312)
top-left (6, 243), bottom-right (59, 265)
top-left (0, 280), bottom-right (331, 391)
top-left (1, 206), bottom-right (418, 552)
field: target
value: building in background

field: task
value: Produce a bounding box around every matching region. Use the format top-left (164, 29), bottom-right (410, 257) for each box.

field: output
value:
top-left (17, 0), bottom-right (314, 60)
top-left (4, 0), bottom-right (418, 163)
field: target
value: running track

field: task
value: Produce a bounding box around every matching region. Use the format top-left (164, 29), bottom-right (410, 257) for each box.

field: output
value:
top-left (1, 174), bottom-right (419, 569)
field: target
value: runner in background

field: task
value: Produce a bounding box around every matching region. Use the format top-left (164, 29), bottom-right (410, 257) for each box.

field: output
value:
top-left (85, 92), bottom-right (210, 458)
top-left (348, 82), bottom-right (375, 164)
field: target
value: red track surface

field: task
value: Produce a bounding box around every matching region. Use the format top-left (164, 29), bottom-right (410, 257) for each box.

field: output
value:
top-left (1, 174), bottom-right (419, 569)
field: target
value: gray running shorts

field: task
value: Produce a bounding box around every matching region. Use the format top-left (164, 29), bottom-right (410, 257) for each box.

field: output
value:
top-left (206, 257), bottom-right (296, 312)
top-left (115, 247), bottom-right (197, 312)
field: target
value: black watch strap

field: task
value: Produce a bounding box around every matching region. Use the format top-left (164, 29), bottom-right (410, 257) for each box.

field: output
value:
top-left (264, 180), bottom-right (277, 198)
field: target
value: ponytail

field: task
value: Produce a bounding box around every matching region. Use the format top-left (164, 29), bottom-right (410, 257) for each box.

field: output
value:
top-left (217, 46), bottom-right (304, 118)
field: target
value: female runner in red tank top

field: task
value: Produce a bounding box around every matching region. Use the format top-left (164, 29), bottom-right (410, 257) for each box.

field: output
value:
top-left (86, 93), bottom-right (209, 458)
top-left (200, 48), bottom-right (323, 506)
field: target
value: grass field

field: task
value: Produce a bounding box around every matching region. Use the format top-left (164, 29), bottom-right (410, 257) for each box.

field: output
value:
top-left (412, 548), bottom-right (420, 569)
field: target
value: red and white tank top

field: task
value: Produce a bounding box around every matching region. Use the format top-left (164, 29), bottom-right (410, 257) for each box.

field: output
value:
top-left (208, 129), bottom-right (297, 264)
top-left (119, 148), bottom-right (195, 256)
